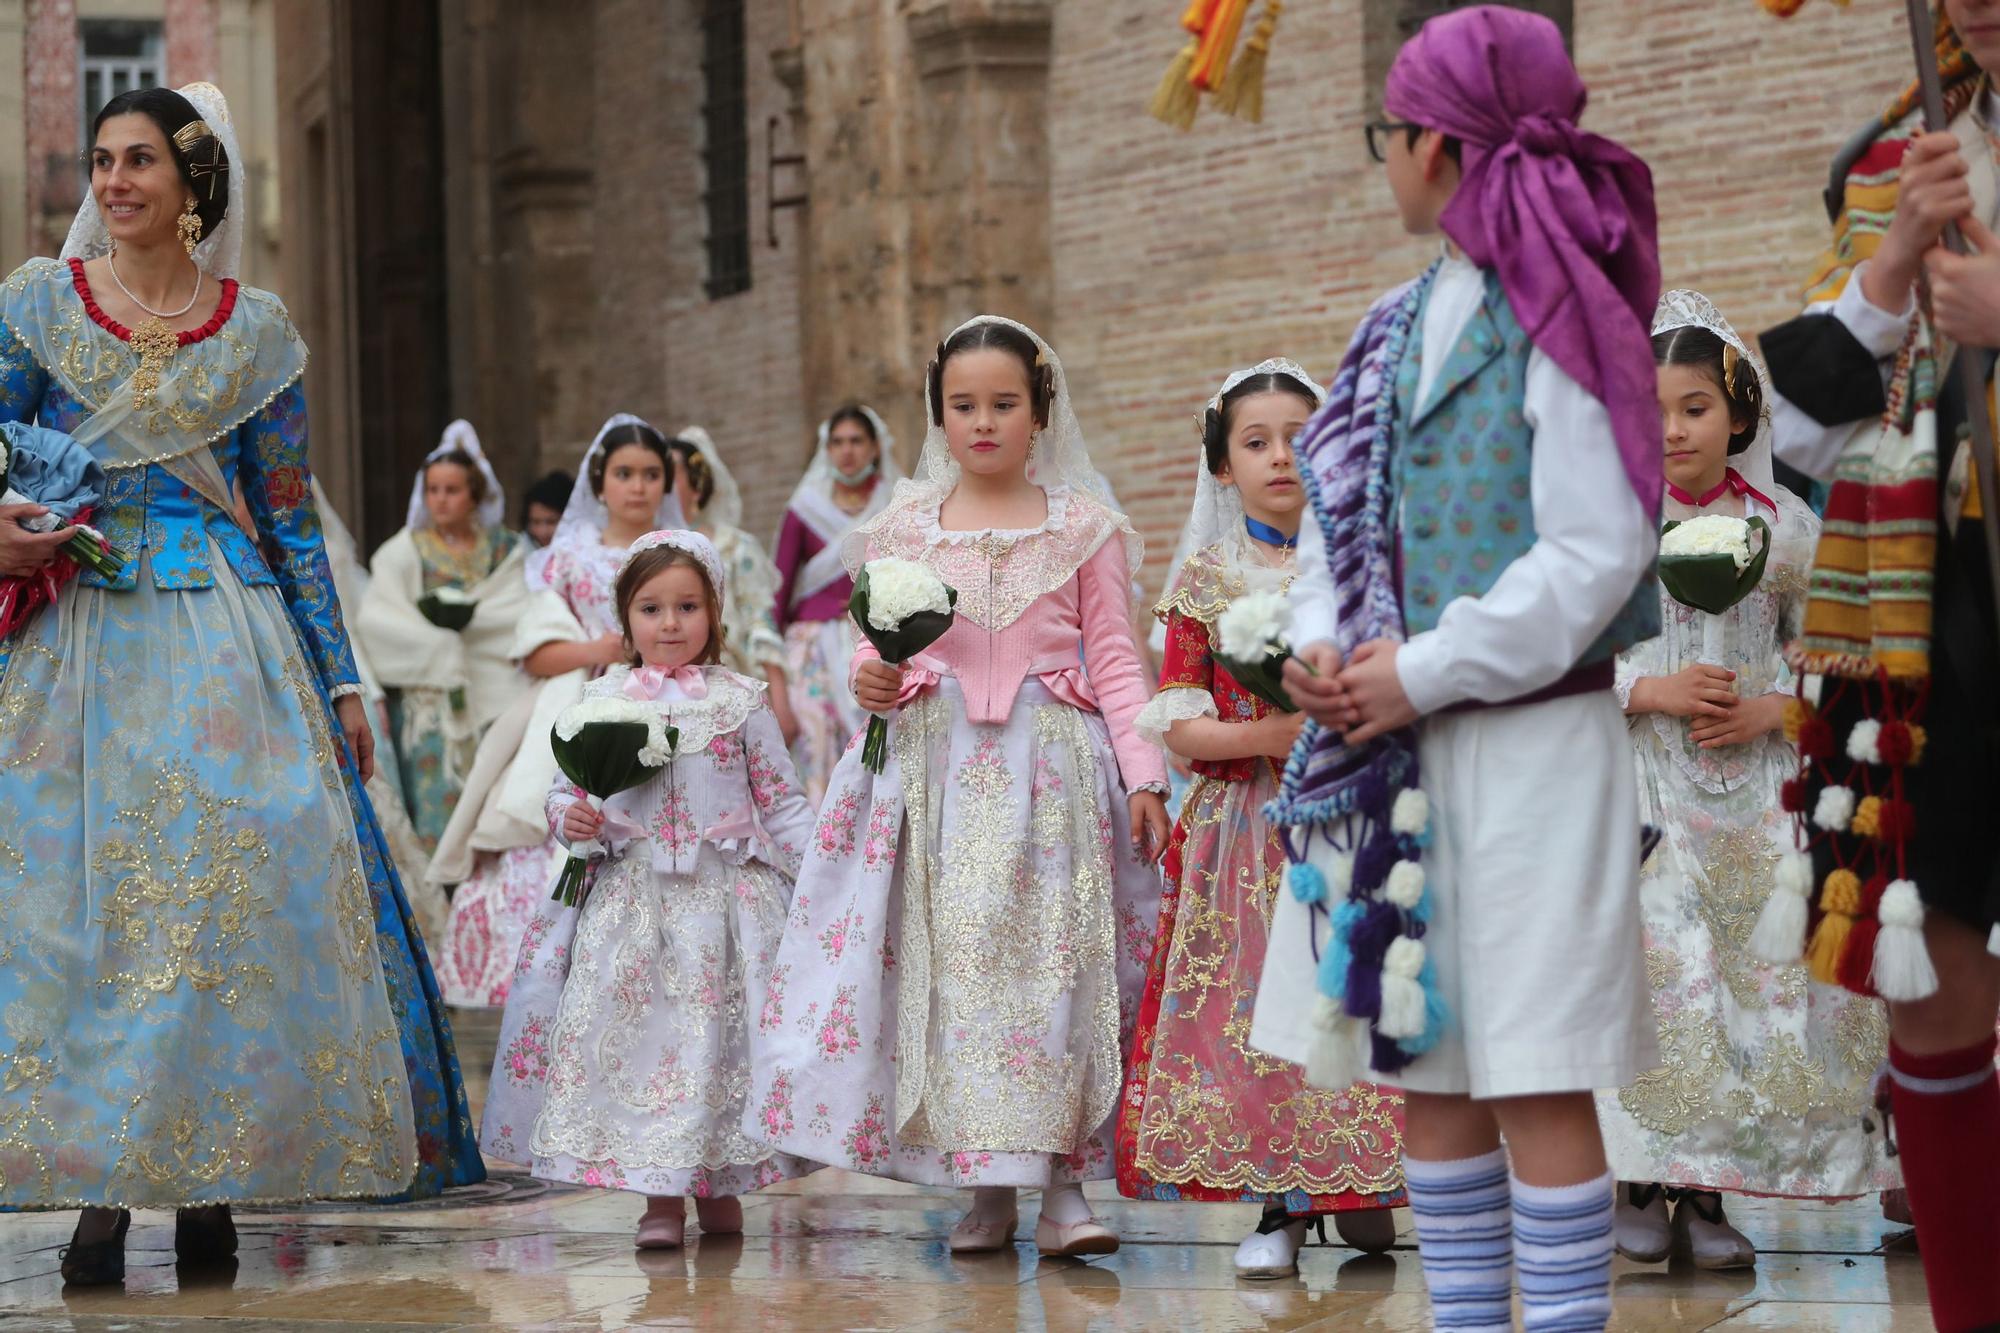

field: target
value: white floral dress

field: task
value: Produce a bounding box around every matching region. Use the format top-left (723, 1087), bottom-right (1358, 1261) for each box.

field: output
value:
top-left (1596, 490), bottom-right (1896, 1197)
top-left (487, 666), bottom-right (819, 1196)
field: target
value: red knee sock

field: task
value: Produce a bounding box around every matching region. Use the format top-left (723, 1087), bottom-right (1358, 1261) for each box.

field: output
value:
top-left (1890, 1035), bottom-right (2000, 1332)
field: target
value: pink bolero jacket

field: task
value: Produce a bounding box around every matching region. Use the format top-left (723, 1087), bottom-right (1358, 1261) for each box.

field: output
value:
top-left (849, 485), bottom-right (1167, 794)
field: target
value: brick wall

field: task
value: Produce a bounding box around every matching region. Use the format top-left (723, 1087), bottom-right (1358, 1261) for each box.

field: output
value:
top-left (1048, 0), bottom-right (1911, 606)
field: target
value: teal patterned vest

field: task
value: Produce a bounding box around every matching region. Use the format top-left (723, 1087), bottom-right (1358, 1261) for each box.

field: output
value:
top-left (1392, 269), bottom-right (1658, 662)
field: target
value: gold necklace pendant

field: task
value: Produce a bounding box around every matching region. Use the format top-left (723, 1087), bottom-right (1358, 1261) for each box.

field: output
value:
top-left (128, 315), bottom-right (179, 412)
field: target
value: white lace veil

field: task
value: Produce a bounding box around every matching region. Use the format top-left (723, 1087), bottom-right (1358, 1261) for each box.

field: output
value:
top-left (776, 404), bottom-right (905, 542)
top-left (1165, 357), bottom-right (1326, 583)
top-left (526, 413), bottom-right (688, 590)
top-left (672, 425), bottom-right (745, 531)
top-left (62, 80), bottom-right (247, 281)
top-left (405, 418), bottom-right (505, 532)
top-left (1651, 289), bottom-right (1778, 500)
top-left (848, 316), bottom-right (1122, 566)
top-left (618, 528), bottom-right (726, 601)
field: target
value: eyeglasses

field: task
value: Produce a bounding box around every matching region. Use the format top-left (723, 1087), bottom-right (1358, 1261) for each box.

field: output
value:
top-left (1365, 119), bottom-right (1420, 165)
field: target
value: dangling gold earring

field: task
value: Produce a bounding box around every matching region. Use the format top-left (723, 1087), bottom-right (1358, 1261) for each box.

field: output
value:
top-left (177, 198), bottom-right (201, 258)
top-left (1027, 429), bottom-right (1040, 474)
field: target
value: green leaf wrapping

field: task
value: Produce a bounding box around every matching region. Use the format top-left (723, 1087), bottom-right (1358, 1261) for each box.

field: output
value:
top-left (550, 719), bottom-right (660, 802)
top-left (1657, 516), bottom-right (1771, 616)
top-left (417, 593), bottom-right (478, 631)
top-left (1212, 647), bottom-right (1298, 713)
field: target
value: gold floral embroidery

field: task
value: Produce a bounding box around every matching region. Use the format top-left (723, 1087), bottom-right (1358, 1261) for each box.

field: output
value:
top-left (1835, 998), bottom-right (1890, 1080)
top-left (896, 701), bottom-right (1121, 1154)
top-left (1643, 947), bottom-right (1682, 991)
top-left (1747, 1032), bottom-right (1830, 1120)
top-left (91, 763), bottom-right (277, 1016)
top-left (0, 640), bottom-right (59, 768)
top-left (1620, 1010), bottom-right (1729, 1136)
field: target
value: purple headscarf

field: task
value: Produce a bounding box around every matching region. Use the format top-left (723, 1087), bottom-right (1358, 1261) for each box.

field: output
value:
top-left (1385, 5), bottom-right (1663, 515)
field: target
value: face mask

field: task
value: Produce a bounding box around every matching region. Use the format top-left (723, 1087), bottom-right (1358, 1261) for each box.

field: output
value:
top-left (832, 459), bottom-right (877, 487)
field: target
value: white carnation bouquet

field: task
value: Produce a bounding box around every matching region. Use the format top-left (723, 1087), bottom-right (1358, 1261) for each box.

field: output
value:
top-left (1212, 589), bottom-right (1300, 712)
top-left (547, 695), bottom-right (679, 904)
top-left (848, 557), bottom-right (958, 773)
top-left (1657, 512), bottom-right (1772, 666)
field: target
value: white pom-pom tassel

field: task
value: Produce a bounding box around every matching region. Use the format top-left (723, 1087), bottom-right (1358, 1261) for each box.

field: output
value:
top-left (1748, 851), bottom-right (1813, 964)
top-left (1845, 719), bottom-right (1882, 765)
top-left (1303, 1013), bottom-right (1365, 1092)
top-left (1391, 789), bottom-right (1430, 837)
top-left (1812, 785), bottom-right (1856, 833)
top-left (1871, 879), bottom-right (1939, 1002)
top-left (1385, 860), bottom-right (1426, 909)
top-left (1377, 937), bottom-right (1427, 1040)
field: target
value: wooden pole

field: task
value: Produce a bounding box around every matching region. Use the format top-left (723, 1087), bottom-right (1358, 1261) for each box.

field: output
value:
top-left (1905, 0), bottom-right (2000, 653)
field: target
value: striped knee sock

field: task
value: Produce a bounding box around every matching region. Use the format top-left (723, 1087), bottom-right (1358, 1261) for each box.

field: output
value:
top-left (1511, 1169), bottom-right (1615, 1332)
top-left (1403, 1148), bottom-right (1514, 1332)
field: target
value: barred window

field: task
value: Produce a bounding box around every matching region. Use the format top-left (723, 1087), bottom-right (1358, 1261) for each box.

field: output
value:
top-left (701, 0), bottom-right (751, 300)
top-left (79, 21), bottom-right (164, 152)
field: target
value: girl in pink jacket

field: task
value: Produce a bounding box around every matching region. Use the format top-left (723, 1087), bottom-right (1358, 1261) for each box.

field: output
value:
top-left (744, 316), bottom-right (1169, 1258)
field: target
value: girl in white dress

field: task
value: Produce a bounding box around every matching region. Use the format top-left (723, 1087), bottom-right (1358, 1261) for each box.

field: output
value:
top-left (531, 530), bottom-right (818, 1247)
top-left (1599, 292), bottom-right (1893, 1268)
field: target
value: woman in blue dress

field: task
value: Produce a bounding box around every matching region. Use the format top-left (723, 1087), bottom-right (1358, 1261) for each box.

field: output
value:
top-left (0, 83), bottom-right (482, 1283)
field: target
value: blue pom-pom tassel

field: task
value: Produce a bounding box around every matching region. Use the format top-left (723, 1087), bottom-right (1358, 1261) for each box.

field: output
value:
top-left (1394, 950), bottom-right (1450, 1058)
top-left (1289, 861), bottom-right (1326, 905)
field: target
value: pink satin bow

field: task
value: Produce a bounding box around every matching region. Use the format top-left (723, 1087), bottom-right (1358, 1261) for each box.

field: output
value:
top-left (1667, 467), bottom-right (1774, 512)
top-left (624, 663), bottom-right (708, 701)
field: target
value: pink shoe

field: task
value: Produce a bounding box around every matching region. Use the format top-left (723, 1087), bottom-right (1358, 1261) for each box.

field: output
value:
top-left (1034, 1214), bottom-right (1119, 1257)
top-left (635, 1198), bottom-right (685, 1250)
top-left (948, 1208), bottom-right (1018, 1254)
top-left (694, 1196), bottom-right (743, 1235)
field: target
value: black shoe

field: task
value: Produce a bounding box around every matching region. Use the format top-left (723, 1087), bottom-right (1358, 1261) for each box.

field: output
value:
top-left (59, 1209), bottom-right (130, 1286)
top-left (174, 1204), bottom-right (238, 1262)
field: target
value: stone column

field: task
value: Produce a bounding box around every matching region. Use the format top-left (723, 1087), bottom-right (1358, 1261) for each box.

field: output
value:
top-left (587, 0), bottom-right (674, 453)
top-left (791, 0), bottom-right (921, 464)
top-left (904, 0), bottom-right (1055, 344)
top-left (24, 0), bottom-right (79, 258)
top-left (0, 0), bottom-right (28, 271)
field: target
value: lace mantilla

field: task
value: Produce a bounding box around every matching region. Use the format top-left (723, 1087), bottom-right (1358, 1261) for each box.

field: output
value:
top-left (1153, 540), bottom-right (1294, 628)
top-left (852, 485), bottom-right (1142, 632)
top-left (584, 666), bottom-right (767, 755)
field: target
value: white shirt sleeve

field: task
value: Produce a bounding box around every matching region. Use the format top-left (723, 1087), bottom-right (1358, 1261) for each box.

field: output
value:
top-left (1770, 260), bottom-right (1918, 480)
top-left (1393, 352), bottom-right (1657, 715)
top-left (1287, 512), bottom-right (1340, 651)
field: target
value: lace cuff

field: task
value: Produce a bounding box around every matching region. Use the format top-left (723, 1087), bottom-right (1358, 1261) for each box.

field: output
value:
top-left (1612, 669), bottom-right (1637, 714)
top-left (1133, 684), bottom-right (1218, 747)
top-left (330, 683), bottom-right (364, 701)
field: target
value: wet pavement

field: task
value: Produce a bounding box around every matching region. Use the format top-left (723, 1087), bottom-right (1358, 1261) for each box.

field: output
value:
top-left (0, 1010), bottom-right (1933, 1331)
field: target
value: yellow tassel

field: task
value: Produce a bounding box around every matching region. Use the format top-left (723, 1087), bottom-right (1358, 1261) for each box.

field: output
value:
top-left (1806, 868), bottom-right (1863, 985)
top-left (1782, 696), bottom-right (1810, 744)
top-left (1149, 39), bottom-right (1202, 131)
top-left (1215, 0), bottom-right (1280, 122)
top-left (1806, 910), bottom-right (1855, 985)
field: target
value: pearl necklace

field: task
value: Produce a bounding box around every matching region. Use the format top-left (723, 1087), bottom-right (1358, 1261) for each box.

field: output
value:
top-left (107, 246), bottom-right (202, 320)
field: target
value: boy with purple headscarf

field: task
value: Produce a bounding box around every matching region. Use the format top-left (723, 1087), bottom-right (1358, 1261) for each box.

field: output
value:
top-left (1256, 8), bottom-right (1663, 1329)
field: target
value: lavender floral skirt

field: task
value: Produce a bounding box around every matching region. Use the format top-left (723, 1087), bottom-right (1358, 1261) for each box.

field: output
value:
top-left (482, 848), bottom-right (814, 1197)
top-left (744, 679), bottom-right (1161, 1188)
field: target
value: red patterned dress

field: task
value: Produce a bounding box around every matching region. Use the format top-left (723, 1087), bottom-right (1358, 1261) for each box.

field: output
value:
top-left (1116, 543), bottom-right (1406, 1214)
